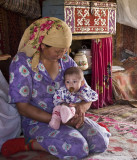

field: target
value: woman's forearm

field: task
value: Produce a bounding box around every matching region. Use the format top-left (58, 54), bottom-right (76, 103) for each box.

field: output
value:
top-left (79, 101), bottom-right (92, 113)
top-left (16, 102), bottom-right (52, 123)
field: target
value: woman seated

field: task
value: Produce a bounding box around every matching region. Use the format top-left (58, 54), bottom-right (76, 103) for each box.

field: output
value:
top-left (1, 17), bottom-right (111, 159)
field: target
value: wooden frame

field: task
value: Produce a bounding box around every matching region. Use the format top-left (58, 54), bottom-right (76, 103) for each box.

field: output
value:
top-left (0, 54), bottom-right (11, 61)
top-left (72, 34), bottom-right (112, 40)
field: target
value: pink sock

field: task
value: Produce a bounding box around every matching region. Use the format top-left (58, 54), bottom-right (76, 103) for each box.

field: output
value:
top-left (49, 105), bottom-right (61, 129)
top-left (60, 105), bottom-right (76, 123)
top-left (49, 117), bottom-right (61, 130)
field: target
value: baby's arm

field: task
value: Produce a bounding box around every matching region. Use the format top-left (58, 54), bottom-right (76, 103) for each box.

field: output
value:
top-left (78, 85), bottom-right (98, 102)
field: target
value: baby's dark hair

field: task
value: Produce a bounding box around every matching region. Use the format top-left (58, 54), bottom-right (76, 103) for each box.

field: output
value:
top-left (64, 67), bottom-right (84, 79)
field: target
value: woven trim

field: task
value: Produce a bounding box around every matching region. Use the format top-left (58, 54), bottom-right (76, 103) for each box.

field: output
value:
top-left (0, 0), bottom-right (41, 19)
top-left (0, 0), bottom-right (5, 5)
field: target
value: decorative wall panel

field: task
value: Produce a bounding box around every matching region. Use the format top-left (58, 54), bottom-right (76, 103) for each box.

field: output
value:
top-left (42, 0), bottom-right (116, 34)
top-left (64, 1), bottom-right (116, 34)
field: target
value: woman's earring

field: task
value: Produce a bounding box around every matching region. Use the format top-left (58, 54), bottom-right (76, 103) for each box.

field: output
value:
top-left (41, 44), bottom-right (45, 50)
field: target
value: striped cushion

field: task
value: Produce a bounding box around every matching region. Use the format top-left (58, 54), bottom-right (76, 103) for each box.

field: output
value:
top-left (0, 0), bottom-right (41, 19)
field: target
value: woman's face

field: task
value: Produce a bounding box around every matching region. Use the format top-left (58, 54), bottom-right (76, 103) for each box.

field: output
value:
top-left (41, 44), bottom-right (68, 61)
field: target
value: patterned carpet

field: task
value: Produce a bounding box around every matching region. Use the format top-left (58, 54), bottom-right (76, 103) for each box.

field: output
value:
top-left (85, 106), bottom-right (137, 160)
top-left (0, 104), bottom-right (137, 160)
top-left (89, 104), bottom-right (137, 125)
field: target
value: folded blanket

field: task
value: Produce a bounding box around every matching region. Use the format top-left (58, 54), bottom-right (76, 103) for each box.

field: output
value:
top-left (0, 70), bottom-right (21, 151)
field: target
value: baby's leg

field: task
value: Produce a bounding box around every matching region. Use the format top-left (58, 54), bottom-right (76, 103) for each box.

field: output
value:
top-left (60, 105), bottom-right (76, 123)
top-left (49, 105), bottom-right (61, 130)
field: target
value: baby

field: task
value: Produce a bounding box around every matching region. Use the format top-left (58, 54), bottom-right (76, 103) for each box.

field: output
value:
top-left (49, 67), bottom-right (98, 129)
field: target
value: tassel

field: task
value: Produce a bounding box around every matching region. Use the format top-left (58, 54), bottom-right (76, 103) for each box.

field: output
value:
top-left (31, 52), bottom-right (40, 72)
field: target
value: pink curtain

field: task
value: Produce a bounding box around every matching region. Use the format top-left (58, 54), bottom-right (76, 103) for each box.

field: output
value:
top-left (91, 37), bottom-right (113, 109)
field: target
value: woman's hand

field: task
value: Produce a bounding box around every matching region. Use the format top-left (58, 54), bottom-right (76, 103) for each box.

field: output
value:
top-left (65, 113), bottom-right (84, 129)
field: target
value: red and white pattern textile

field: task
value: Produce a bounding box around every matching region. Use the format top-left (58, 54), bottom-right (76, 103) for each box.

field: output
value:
top-left (64, 1), bottom-right (116, 34)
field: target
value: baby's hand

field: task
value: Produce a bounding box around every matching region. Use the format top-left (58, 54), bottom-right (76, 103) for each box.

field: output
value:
top-left (69, 103), bottom-right (77, 107)
top-left (69, 103), bottom-right (74, 107)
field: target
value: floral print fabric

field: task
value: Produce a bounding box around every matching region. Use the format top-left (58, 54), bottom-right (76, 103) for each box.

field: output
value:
top-left (9, 52), bottom-right (111, 159)
top-left (53, 85), bottom-right (98, 106)
top-left (9, 52), bottom-right (75, 113)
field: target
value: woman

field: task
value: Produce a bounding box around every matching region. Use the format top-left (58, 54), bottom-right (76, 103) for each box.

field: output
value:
top-left (1, 17), bottom-right (110, 159)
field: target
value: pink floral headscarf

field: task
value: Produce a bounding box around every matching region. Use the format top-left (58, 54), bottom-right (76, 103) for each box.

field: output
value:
top-left (18, 17), bottom-right (72, 72)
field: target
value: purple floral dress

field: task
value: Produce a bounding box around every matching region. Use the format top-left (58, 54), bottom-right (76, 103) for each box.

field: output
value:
top-left (9, 52), bottom-right (111, 160)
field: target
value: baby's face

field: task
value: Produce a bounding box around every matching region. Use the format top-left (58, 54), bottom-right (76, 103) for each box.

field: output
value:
top-left (65, 74), bottom-right (83, 93)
